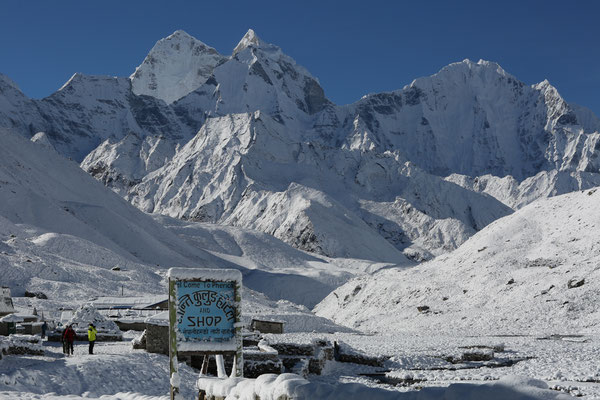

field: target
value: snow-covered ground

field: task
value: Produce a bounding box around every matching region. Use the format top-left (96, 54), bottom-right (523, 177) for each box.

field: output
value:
top-left (2, 330), bottom-right (597, 399)
top-left (0, 331), bottom-right (200, 399)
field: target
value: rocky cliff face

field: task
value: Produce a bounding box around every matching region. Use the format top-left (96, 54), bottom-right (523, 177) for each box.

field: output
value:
top-left (1, 30), bottom-right (599, 261)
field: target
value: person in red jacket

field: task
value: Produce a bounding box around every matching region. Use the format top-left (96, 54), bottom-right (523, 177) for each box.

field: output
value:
top-left (62, 325), bottom-right (76, 356)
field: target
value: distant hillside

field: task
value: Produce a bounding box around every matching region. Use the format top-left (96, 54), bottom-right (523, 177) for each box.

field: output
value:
top-left (315, 188), bottom-right (600, 335)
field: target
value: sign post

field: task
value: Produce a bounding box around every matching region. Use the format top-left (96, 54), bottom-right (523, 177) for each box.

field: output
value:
top-left (168, 268), bottom-right (243, 399)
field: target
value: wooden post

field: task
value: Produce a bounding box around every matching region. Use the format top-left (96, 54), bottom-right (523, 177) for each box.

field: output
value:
top-left (200, 354), bottom-right (209, 376)
top-left (234, 277), bottom-right (243, 377)
top-left (168, 278), bottom-right (179, 400)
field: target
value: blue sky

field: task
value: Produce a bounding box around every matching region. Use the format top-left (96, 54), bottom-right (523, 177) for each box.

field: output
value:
top-left (1, 0), bottom-right (599, 114)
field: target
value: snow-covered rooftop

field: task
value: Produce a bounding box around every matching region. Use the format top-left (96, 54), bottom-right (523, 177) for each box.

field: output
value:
top-left (88, 296), bottom-right (167, 309)
top-left (0, 314), bottom-right (23, 323)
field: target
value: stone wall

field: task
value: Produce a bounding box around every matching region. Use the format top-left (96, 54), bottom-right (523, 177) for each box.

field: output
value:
top-left (250, 319), bottom-right (284, 334)
top-left (115, 321), bottom-right (146, 331)
top-left (146, 324), bottom-right (168, 355)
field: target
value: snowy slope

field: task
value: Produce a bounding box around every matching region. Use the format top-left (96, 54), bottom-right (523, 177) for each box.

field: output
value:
top-left (315, 188), bottom-right (600, 335)
top-left (0, 128), bottom-right (230, 298)
top-left (154, 214), bottom-right (399, 307)
top-left (130, 30), bottom-right (227, 104)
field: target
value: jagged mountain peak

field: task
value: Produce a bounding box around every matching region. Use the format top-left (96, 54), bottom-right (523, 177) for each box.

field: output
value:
top-left (165, 29), bottom-right (196, 41)
top-left (55, 73), bottom-right (128, 94)
top-left (233, 28), bottom-right (269, 54)
top-left (533, 78), bottom-right (560, 95)
top-left (130, 30), bottom-right (226, 104)
top-left (154, 29), bottom-right (221, 56)
top-left (348, 57), bottom-right (600, 180)
top-left (475, 58), bottom-right (507, 72)
top-left (531, 78), bottom-right (580, 127)
top-left (173, 29), bottom-right (328, 120)
top-left (536, 78), bottom-right (552, 87)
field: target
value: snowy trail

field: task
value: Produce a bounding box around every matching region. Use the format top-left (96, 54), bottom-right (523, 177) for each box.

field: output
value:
top-left (0, 338), bottom-right (197, 400)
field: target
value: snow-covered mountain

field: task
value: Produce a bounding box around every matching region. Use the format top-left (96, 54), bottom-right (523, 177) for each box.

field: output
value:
top-left (314, 187), bottom-right (600, 334)
top-left (1, 29), bottom-right (599, 261)
top-left (0, 71), bottom-right (199, 163)
top-left (343, 62), bottom-right (600, 179)
top-left (0, 129), bottom-right (379, 307)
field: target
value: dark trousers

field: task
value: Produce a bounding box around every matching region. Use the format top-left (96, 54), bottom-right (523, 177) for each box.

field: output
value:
top-left (66, 341), bottom-right (74, 355)
top-left (89, 340), bottom-right (95, 354)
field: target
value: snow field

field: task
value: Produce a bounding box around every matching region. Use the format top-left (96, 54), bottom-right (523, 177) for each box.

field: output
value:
top-left (0, 334), bottom-right (198, 400)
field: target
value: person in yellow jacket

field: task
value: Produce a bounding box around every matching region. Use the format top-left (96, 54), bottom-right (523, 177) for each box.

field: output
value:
top-left (88, 323), bottom-right (97, 355)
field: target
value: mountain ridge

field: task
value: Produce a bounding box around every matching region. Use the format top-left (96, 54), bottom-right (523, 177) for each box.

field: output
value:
top-left (1, 29), bottom-right (599, 260)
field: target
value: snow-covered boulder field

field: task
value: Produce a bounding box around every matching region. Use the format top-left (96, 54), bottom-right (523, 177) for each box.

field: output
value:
top-left (315, 188), bottom-right (600, 335)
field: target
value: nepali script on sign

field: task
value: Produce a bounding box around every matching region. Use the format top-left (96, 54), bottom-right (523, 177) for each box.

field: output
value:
top-left (176, 281), bottom-right (236, 342)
